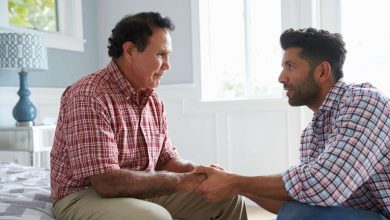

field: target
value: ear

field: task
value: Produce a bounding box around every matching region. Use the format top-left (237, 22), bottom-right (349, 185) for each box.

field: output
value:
top-left (122, 41), bottom-right (135, 61)
top-left (315, 61), bottom-right (332, 83)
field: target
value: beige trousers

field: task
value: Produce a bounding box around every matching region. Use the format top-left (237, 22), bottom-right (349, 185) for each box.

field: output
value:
top-left (53, 188), bottom-right (247, 220)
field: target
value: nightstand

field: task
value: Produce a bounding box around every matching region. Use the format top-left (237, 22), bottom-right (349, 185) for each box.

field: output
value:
top-left (0, 125), bottom-right (56, 169)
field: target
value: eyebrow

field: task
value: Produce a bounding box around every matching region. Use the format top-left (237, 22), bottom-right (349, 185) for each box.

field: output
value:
top-left (160, 48), bottom-right (173, 54)
top-left (282, 60), bottom-right (294, 67)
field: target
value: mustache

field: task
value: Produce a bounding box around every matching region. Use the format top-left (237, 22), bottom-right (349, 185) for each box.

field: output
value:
top-left (283, 84), bottom-right (294, 90)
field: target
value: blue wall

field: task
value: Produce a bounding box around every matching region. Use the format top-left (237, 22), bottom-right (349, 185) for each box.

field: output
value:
top-left (0, 0), bottom-right (194, 88)
top-left (96, 0), bottom-right (194, 86)
top-left (0, 0), bottom-right (98, 88)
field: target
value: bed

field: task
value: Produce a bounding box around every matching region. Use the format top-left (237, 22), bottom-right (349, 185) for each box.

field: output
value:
top-left (0, 161), bottom-right (53, 219)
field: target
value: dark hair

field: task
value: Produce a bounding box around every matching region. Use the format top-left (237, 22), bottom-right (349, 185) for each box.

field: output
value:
top-left (108, 12), bottom-right (175, 58)
top-left (280, 28), bottom-right (347, 81)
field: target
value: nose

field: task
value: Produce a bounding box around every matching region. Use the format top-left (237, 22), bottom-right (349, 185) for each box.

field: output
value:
top-left (278, 69), bottom-right (286, 84)
top-left (161, 56), bottom-right (170, 71)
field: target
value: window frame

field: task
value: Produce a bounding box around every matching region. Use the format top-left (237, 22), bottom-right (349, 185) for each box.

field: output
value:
top-left (192, 0), bottom-right (321, 101)
top-left (0, 0), bottom-right (85, 52)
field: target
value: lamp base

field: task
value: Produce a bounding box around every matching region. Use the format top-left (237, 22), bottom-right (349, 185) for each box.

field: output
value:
top-left (13, 71), bottom-right (37, 124)
top-left (15, 121), bottom-right (34, 127)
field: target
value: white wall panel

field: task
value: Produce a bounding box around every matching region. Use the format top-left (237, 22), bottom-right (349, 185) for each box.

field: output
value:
top-left (228, 111), bottom-right (289, 176)
top-left (158, 86), bottom-right (304, 172)
top-left (164, 99), bottom-right (217, 165)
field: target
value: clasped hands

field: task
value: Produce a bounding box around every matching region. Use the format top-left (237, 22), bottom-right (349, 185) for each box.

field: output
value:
top-left (183, 164), bottom-right (239, 201)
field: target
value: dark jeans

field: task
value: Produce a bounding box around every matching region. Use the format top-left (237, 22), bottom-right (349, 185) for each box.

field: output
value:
top-left (276, 201), bottom-right (387, 220)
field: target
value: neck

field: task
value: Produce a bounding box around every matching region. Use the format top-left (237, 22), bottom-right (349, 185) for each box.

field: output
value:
top-left (308, 81), bottom-right (335, 112)
top-left (113, 58), bottom-right (143, 93)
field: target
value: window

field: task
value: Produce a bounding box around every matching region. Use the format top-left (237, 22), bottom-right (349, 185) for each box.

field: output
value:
top-left (0, 0), bottom-right (84, 52)
top-left (340, 0), bottom-right (390, 96)
top-left (8, 0), bottom-right (58, 32)
top-left (197, 0), bottom-right (283, 101)
top-left (196, 0), bottom-right (390, 101)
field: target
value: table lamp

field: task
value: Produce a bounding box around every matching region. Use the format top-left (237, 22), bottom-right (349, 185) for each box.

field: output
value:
top-left (0, 32), bottom-right (48, 126)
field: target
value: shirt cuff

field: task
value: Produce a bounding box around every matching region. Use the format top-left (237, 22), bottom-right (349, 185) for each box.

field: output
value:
top-left (73, 163), bottom-right (120, 180)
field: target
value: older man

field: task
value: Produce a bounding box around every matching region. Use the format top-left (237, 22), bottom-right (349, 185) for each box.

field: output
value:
top-left (51, 12), bottom-right (247, 220)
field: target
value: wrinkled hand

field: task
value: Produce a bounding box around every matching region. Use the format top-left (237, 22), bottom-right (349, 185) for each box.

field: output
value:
top-left (177, 172), bottom-right (207, 192)
top-left (193, 165), bottom-right (239, 201)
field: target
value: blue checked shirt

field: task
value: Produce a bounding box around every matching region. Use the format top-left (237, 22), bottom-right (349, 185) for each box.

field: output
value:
top-left (282, 80), bottom-right (390, 218)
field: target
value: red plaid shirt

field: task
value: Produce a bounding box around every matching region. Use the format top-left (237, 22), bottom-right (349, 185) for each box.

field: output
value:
top-left (50, 61), bottom-right (177, 200)
top-left (283, 80), bottom-right (390, 218)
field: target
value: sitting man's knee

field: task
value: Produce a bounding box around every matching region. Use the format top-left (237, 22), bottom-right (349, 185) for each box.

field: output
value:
top-left (140, 204), bottom-right (172, 220)
top-left (277, 201), bottom-right (325, 220)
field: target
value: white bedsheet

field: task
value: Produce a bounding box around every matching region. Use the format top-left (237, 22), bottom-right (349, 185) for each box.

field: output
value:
top-left (0, 162), bottom-right (53, 219)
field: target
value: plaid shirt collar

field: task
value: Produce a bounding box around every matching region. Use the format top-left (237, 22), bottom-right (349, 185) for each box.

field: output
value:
top-left (107, 60), bottom-right (153, 106)
top-left (316, 79), bottom-right (347, 114)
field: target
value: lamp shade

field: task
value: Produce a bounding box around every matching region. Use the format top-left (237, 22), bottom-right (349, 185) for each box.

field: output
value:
top-left (0, 32), bottom-right (48, 71)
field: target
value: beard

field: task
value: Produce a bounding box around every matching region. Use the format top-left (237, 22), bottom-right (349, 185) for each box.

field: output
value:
top-left (284, 70), bottom-right (321, 107)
